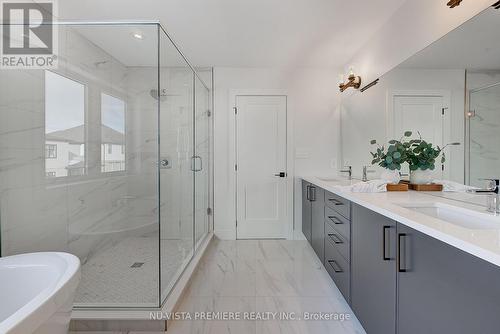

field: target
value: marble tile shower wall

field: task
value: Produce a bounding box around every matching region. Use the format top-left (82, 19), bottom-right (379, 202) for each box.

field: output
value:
top-left (0, 26), bottom-right (160, 263)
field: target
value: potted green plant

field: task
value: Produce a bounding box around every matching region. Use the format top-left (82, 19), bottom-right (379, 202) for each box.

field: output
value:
top-left (405, 132), bottom-right (460, 184)
top-left (370, 131), bottom-right (459, 185)
top-left (370, 131), bottom-right (412, 184)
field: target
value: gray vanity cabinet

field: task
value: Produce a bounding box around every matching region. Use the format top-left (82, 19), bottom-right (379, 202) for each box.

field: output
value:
top-left (311, 187), bottom-right (325, 261)
top-left (351, 204), bottom-right (397, 334)
top-left (397, 223), bottom-right (500, 334)
top-left (301, 181), bottom-right (312, 243)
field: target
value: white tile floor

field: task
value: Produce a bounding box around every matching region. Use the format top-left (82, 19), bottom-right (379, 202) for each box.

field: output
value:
top-left (167, 239), bottom-right (366, 334)
top-left (70, 239), bottom-right (366, 333)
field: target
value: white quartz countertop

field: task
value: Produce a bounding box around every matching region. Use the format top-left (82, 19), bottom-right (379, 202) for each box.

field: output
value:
top-left (303, 176), bottom-right (500, 268)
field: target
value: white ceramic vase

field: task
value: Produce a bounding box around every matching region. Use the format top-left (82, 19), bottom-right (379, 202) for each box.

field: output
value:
top-left (410, 169), bottom-right (433, 185)
top-left (380, 169), bottom-right (401, 184)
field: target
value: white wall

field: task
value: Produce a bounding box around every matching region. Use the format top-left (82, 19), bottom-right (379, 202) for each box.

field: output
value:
top-left (341, 69), bottom-right (466, 183)
top-left (344, 0), bottom-right (492, 86)
top-left (213, 67), bottom-right (341, 240)
top-left (212, 1), bottom-right (494, 241)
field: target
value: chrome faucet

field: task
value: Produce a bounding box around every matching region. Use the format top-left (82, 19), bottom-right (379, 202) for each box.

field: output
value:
top-left (339, 165), bottom-right (352, 180)
top-left (467, 179), bottom-right (500, 214)
top-left (362, 165), bottom-right (376, 182)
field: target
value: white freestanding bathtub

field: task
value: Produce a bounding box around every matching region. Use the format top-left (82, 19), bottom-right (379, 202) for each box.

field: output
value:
top-left (0, 252), bottom-right (81, 334)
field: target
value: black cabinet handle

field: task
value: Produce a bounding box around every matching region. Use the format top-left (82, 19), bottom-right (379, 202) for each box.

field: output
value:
top-left (328, 216), bottom-right (343, 225)
top-left (328, 233), bottom-right (343, 244)
top-left (383, 225), bottom-right (391, 261)
top-left (310, 186), bottom-right (317, 202)
top-left (328, 260), bottom-right (343, 273)
top-left (398, 233), bottom-right (407, 272)
top-left (328, 198), bottom-right (344, 206)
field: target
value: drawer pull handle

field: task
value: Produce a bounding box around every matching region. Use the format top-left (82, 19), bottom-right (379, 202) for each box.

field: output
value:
top-left (310, 186), bottom-right (317, 202)
top-left (328, 216), bottom-right (343, 225)
top-left (383, 225), bottom-right (392, 261)
top-left (328, 260), bottom-right (343, 273)
top-left (398, 233), bottom-right (408, 272)
top-left (328, 233), bottom-right (343, 244)
top-left (328, 198), bottom-right (344, 206)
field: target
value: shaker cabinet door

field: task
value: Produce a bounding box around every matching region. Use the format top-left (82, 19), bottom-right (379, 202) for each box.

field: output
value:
top-left (351, 204), bottom-right (397, 334)
top-left (311, 187), bottom-right (325, 261)
top-left (302, 181), bottom-right (312, 243)
top-left (397, 223), bottom-right (500, 334)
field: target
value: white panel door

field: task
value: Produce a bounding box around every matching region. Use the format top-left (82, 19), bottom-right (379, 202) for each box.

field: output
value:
top-left (393, 95), bottom-right (446, 179)
top-left (236, 95), bottom-right (287, 239)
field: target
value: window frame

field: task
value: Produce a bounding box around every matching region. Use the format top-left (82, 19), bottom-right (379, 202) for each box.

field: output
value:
top-left (45, 143), bottom-right (57, 159)
top-left (100, 91), bottom-right (127, 175)
top-left (43, 68), bottom-right (129, 184)
top-left (44, 70), bottom-right (87, 182)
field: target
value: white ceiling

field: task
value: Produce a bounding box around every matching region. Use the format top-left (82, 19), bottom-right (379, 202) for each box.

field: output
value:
top-left (57, 0), bottom-right (407, 68)
top-left (399, 8), bottom-right (500, 70)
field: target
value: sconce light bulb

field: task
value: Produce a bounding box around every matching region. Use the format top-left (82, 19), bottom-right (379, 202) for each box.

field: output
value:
top-left (339, 74), bottom-right (345, 85)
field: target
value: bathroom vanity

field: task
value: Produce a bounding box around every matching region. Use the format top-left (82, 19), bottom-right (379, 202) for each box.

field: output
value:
top-left (302, 177), bottom-right (500, 334)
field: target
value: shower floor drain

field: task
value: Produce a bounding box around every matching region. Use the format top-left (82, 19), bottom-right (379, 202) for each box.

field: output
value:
top-left (130, 262), bottom-right (145, 268)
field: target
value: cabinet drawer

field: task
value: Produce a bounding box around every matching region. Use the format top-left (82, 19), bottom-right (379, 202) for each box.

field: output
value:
top-left (325, 239), bottom-right (350, 301)
top-left (325, 206), bottom-right (350, 240)
top-left (325, 222), bottom-right (350, 262)
top-left (325, 191), bottom-right (350, 219)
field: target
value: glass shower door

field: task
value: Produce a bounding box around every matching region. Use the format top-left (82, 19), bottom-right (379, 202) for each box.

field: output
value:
top-left (158, 31), bottom-right (195, 302)
top-left (194, 77), bottom-right (210, 247)
top-left (469, 83), bottom-right (500, 187)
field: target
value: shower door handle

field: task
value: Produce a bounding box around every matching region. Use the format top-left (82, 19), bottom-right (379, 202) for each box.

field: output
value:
top-left (191, 156), bottom-right (203, 172)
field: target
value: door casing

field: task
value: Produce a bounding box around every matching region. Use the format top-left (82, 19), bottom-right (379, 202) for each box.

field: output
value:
top-left (229, 89), bottom-right (293, 240)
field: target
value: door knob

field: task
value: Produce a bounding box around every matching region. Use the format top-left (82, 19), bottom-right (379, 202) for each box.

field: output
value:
top-left (274, 172), bottom-right (287, 178)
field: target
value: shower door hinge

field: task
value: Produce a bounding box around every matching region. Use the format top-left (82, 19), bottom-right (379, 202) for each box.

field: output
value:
top-left (207, 207), bottom-right (212, 215)
top-left (233, 107), bottom-right (238, 115)
top-left (442, 107), bottom-right (448, 116)
top-left (235, 164), bottom-right (238, 171)
top-left (207, 110), bottom-right (212, 117)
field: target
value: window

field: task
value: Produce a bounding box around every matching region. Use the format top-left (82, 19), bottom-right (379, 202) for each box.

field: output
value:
top-left (45, 144), bottom-right (57, 159)
top-left (101, 93), bottom-right (126, 172)
top-left (45, 71), bottom-right (85, 178)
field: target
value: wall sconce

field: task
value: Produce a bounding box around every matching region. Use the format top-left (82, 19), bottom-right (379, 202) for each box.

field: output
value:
top-left (338, 68), bottom-right (362, 92)
top-left (447, 0), bottom-right (463, 8)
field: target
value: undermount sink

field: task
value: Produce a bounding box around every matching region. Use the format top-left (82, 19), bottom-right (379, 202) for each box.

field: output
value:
top-left (317, 177), bottom-right (341, 182)
top-left (397, 202), bottom-right (500, 230)
top-left (0, 252), bottom-right (81, 334)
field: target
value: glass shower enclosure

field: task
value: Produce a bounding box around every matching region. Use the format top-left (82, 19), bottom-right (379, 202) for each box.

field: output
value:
top-left (467, 78), bottom-right (500, 187)
top-left (0, 22), bottom-right (213, 309)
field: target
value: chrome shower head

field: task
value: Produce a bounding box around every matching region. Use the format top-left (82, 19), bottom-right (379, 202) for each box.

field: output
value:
top-left (150, 89), bottom-right (168, 101)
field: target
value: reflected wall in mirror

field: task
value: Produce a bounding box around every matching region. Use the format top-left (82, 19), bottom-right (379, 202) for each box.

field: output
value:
top-left (341, 6), bottom-right (500, 188)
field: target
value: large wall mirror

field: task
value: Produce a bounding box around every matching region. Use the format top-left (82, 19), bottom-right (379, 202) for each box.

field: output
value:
top-left (341, 6), bottom-right (500, 191)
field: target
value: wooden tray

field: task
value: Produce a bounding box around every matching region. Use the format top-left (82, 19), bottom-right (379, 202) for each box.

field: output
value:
top-left (387, 183), bottom-right (409, 192)
top-left (409, 183), bottom-right (443, 191)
